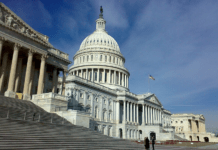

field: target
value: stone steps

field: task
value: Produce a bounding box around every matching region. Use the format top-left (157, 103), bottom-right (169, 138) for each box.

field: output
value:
top-left (0, 96), bottom-right (144, 149)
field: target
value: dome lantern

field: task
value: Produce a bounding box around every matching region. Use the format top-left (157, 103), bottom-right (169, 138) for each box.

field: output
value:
top-left (96, 6), bottom-right (106, 31)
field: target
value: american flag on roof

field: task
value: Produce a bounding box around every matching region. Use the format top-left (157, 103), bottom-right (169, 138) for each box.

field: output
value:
top-left (149, 75), bottom-right (155, 80)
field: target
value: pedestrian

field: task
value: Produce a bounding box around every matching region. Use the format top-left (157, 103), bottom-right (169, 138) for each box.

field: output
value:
top-left (152, 136), bottom-right (155, 150)
top-left (144, 137), bottom-right (150, 150)
top-left (32, 113), bottom-right (36, 121)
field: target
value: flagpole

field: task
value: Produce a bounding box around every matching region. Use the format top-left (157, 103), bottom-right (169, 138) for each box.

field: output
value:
top-left (148, 74), bottom-right (150, 93)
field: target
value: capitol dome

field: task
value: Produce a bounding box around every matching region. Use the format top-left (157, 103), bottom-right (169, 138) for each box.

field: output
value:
top-left (69, 9), bottom-right (130, 91)
top-left (79, 30), bottom-right (120, 52)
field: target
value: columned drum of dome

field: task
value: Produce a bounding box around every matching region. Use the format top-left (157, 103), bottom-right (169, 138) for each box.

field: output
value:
top-left (69, 8), bottom-right (130, 91)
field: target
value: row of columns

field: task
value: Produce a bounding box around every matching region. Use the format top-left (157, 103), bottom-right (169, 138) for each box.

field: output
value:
top-left (141, 104), bottom-right (162, 125)
top-left (126, 129), bottom-right (140, 139)
top-left (116, 101), bottom-right (162, 125)
top-left (0, 40), bottom-right (66, 99)
top-left (76, 54), bottom-right (123, 67)
top-left (72, 68), bottom-right (129, 88)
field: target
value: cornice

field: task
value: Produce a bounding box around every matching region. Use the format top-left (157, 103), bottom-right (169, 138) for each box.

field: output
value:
top-left (0, 3), bottom-right (53, 48)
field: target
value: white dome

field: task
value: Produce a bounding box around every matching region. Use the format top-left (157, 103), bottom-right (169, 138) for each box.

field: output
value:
top-left (79, 30), bottom-right (120, 51)
top-left (79, 17), bottom-right (120, 52)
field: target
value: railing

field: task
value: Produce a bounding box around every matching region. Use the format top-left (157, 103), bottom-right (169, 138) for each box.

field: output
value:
top-left (146, 123), bottom-right (162, 126)
top-left (55, 106), bottom-right (68, 112)
top-left (5, 109), bottom-right (67, 125)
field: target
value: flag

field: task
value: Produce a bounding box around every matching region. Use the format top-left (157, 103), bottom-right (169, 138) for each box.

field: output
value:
top-left (149, 75), bottom-right (155, 80)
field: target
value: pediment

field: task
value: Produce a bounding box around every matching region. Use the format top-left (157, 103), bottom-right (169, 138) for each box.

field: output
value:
top-left (0, 3), bottom-right (52, 47)
top-left (146, 95), bottom-right (162, 106)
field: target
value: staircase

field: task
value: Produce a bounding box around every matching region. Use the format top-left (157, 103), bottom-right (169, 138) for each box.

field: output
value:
top-left (0, 96), bottom-right (144, 149)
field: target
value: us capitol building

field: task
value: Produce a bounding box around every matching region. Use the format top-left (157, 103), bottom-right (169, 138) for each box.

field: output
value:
top-left (1, 3), bottom-right (217, 142)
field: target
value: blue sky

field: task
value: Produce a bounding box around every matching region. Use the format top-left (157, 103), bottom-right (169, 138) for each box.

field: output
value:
top-left (2, 0), bottom-right (218, 131)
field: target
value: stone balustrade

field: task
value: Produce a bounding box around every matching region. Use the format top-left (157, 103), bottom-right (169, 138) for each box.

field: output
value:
top-left (48, 48), bottom-right (69, 60)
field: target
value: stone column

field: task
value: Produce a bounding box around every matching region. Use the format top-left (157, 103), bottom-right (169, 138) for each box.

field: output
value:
top-left (124, 74), bottom-right (126, 87)
top-left (152, 107), bottom-right (154, 124)
top-left (103, 69), bottom-right (105, 83)
top-left (133, 103), bottom-right (135, 123)
top-left (130, 103), bottom-right (132, 123)
top-left (145, 105), bottom-right (147, 124)
top-left (118, 72), bottom-right (120, 85)
top-left (28, 61), bottom-right (35, 95)
top-left (97, 68), bottom-right (99, 82)
top-left (83, 91), bottom-right (87, 107)
top-left (81, 69), bottom-right (83, 78)
top-left (109, 69), bottom-right (111, 83)
top-left (123, 101), bottom-right (126, 123)
top-left (91, 94), bottom-right (94, 117)
top-left (0, 39), bottom-right (4, 66)
top-left (5, 44), bottom-right (21, 98)
top-left (136, 104), bottom-right (139, 124)
top-left (127, 76), bottom-right (129, 88)
top-left (0, 52), bottom-right (9, 93)
top-left (142, 104), bottom-right (145, 125)
top-left (122, 73), bottom-right (124, 86)
top-left (125, 74), bottom-right (127, 87)
top-left (37, 54), bottom-right (47, 94)
top-left (62, 70), bottom-right (67, 96)
top-left (111, 100), bottom-right (114, 122)
top-left (91, 69), bottom-right (94, 82)
top-left (127, 101), bottom-right (129, 122)
top-left (116, 101), bottom-right (120, 123)
top-left (114, 71), bottom-right (116, 84)
top-left (86, 69), bottom-right (88, 79)
top-left (52, 67), bottom-right (57, 93)
top-left (23, 50), bottom-right (34, 100)
top-left (148, 106), bottom-right (150, 124)
top-left (14, 57), bottom-right (23, 93)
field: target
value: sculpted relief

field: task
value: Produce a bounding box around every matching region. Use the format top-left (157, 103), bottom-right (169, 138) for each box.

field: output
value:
top-left (0, 5), bottom-right (48, 44)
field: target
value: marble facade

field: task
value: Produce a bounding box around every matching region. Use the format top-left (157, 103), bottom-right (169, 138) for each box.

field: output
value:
top-left (0, 3), bottom-right (71, 100)
top-left (171, 114), bottom-right (218, 142)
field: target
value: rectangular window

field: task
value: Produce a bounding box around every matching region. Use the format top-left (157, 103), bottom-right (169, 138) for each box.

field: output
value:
top-left (99, 72), bottom-right (102, 81)
top-left (105, 56), bottom-right (107, 62)
top-left (105, 72), bottom-right (107, 82)
top-left (90, 72), bottom-right (92, 80)
top-left (91, 55), bottom-right (93, 61)
top-left (94, 71), bottom-right (97, 81)
top-left (87, 56), bottom-right (89, 61)
top-left (100, 55), bottom-right (102, 61)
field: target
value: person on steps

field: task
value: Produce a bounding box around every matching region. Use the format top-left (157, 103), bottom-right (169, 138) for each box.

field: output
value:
top-left (152, 136), bottom-right (155, 150)
top-left (144, 137), bottom-right (150, 150)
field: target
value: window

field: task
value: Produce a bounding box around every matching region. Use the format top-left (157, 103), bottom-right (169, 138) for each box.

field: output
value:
top-left (113, 57), bottom-right (115, 63)
top-left (83, 56), bottom-right (85, 62)
top-left (94, 71), bottom-right (97, 81)
top-left (176, 121), bottom-right (178, 123)
top-left (91, 55), bottom-right (93, 61)
top-left (109, 56), bottom-right (111, 62)
top-left (109, 101), bottom-right (111, 106)
top-left (96, 98), bottom-right (98, 102)
top-left (90, 72), bottom-right (92, 80)
top-left (104, 100), bottom-right (106, 104)
top-left (181, 121), bottom-right (183, 123)
top-left (87, 95), bottom-right (90, 100)
top-left (105, 72), bottom-right (107, 82)
top-left (105, 56), bottom-right (107, 62)
top-left (87, 56), bottom-right (89, 62)
top-left (99, 72), bottom-right (102, 81)
top-left (100, 55), bottom-right (102, 61)
top-left (80, 93), bottom-right (83, 98)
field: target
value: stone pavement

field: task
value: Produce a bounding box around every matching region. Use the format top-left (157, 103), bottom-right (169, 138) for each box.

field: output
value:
top-left (152, 144), bottom-right (218, 150)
